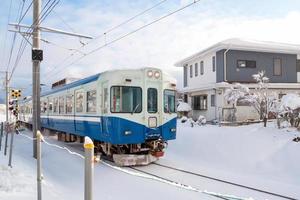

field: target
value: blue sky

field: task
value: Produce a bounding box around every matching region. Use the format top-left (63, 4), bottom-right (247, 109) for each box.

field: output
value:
top-left (0, 0), bottom-right (300, 97)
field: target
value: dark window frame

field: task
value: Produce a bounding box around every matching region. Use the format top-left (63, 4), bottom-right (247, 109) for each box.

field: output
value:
top-left (192, 95), bottom-right (207, 110)
top-left (110, 86), bottom-right (143, 114)
top-left (211, 94), bottom-right (215, 107)
top-left (200, 61), bottom-right (204, 75)
top-left (164, 89), bottom-right (176, 113)
top-left (195, 63), bottom-right (198, 77)
top-left (237, 60), bottom-right (256, 68)
top-left (147, 88), bottom-right (158, 114)
top-left (212, 56), bottom-right (216, 72)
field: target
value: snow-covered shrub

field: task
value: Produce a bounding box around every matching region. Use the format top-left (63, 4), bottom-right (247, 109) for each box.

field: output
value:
top-left (197, 115), bottom-right (207, 125)
top-left (181, 116), bottom-right (188, 123)
top-left (177, 102), bottom-right (192, 117)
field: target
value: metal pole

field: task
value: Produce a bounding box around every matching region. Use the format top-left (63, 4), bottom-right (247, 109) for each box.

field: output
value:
top-left (84, 137), bottom-right (94, 200)
top-left (37, 130), bottom-right (42, 200)
top-left (8, 127), bottom-right (14, 167)
top-left (4, 71), bottom-right (9, 155)
top-left (0, 122), bottom-right (3, 151)
top-left (32, 0), bottom-right (42, 159)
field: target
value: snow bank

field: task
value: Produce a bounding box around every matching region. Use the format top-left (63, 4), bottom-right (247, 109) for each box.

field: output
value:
top-left (177, 102), bottom-right (192, 112)
top-left (280, 93), bottom-right (300, 111)
top-left (0, 104), bottom-right (6, 122)
top-left (0, 165), bottom-right (34, 195)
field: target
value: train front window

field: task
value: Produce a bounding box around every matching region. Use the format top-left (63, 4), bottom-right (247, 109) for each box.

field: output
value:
top-left (111, 86), bottom-right (142, 113)
top-left (164, 90), bottom-right (176, 113)
top-left (147, 88), bottom-right (157, 113)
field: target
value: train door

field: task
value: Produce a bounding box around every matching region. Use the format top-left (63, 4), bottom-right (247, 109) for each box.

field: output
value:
top-left (101, 81), bottom-right (109, 137)
top-left (74, 89), bottom-right (85, 134)
top-left (144, 81), bottom-right (162, 138)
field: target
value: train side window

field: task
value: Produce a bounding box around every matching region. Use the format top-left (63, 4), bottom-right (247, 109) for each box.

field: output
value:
top-left (66, 95), bottom-right (73, 114)
top-left (59, 96), bottom-right (65, 114)
top-left (53, 98), bottom-right (58, 113)
top-left (86, 90), bottom-right (96, 113)
top-left (147, 88), bottom-right (157, 113)
top-left (103, 88), bottom-right (108, 113)
top-left (48, 98), bottom-right (53, 113)
top-left (76, 92), bottom-right (84, 113)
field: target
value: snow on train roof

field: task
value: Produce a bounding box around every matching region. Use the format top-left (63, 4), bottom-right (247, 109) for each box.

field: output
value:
top-left (175, 38), bottom-right (300, 67)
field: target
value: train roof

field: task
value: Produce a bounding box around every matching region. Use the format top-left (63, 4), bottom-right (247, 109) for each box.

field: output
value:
top-left (41, 73), bottom-right (101, 97)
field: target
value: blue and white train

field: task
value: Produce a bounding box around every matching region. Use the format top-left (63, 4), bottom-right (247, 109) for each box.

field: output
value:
top-left (19, 68), bottom-right (177, 165)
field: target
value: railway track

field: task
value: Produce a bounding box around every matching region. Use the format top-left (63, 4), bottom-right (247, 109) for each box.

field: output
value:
top-left (130, 163), bottom-right (298, 200)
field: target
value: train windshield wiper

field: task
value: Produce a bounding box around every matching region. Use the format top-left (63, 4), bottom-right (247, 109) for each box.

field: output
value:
top-left (131, 104), bottom-right (140, 114)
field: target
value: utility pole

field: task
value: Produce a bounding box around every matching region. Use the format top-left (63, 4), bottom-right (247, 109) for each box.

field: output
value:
top-left (32, 0), bottom-right (42, 159)
top-left (3, 71), bottom-right (9, 156)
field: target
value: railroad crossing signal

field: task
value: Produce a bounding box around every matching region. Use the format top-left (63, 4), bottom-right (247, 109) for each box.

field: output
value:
top-left (11, 89), bottom-right (21, 98)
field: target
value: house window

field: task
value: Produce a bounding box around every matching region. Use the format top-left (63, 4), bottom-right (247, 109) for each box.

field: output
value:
top-left (192, 95), bottom-right (207, 110)
top-left (183, 65), bottom-right (188, 87)
top-left (237, 60), bottom-right (256, 68)
top-left (76, 92), bottom-right (84, 113)
top-left (273, 58), bottom-right (282, 76)
top-left (66, 95), bottom-right (73, 114)
top-left (190, 65), bottom-right (193, 78)
top-left (200, 61), bottom-right (204, 75)
top-left (212, 56), bottom-right (216, 72)
top-left (87, 90), bottom-right (97, 113)
top-left (195, 63), bottom-right (198, 77)
top-left (184, 94), bottom-right (188, 103)
top-left (211, 94), bottom-right (215, 107)
top-left (297, 60), bottom-right (300, 72)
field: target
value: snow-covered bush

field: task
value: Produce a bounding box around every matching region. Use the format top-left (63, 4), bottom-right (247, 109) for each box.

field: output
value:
top-left (275, 93), bottom-right (300, 128)
top-left (180, 116), bottom-right (188, 123)
top-left (177, 102), bottom-right (192, 117)
top-left (197, 115), bottom-right (207, 125)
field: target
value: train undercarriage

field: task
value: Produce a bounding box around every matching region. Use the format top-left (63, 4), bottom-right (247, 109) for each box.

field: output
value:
top-left (21, 122), bottom-right (166, 166)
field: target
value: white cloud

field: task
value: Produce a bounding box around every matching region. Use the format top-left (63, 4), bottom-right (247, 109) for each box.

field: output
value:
top-left (5, 2), bottom-right (300, 93)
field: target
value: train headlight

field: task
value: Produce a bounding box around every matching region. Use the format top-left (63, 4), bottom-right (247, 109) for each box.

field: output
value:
top-left (154, 71), bottom-right (160, 79)
top-left (170, 128), bottom-right (176, 133)
top-left (147, 70), bottom-right (153, 78)
top-left (124, 130), bottom-right (132, 135)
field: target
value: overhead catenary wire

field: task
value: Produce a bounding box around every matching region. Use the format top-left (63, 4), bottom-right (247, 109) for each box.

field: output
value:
top-left (9, 0), bottom-right (60, 82)
top-left (8, 0), bottom-right (54, 80)
top-left (45, 0), bottom-right (200, 82)
top-left (6, 0), bottom-right (27, 72)
top-left (43, 0), bottom-right (169, 77)
top-left (0, 0), bottom-right (13, 70)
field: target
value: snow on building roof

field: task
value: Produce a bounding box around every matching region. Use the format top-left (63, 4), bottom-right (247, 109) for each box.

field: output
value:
top-left (175, 38), bottom-right (300, 67)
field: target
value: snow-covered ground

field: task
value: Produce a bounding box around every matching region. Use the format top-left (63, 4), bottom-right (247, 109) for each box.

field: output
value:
top-left (0, 112), bottom-right (299, 199)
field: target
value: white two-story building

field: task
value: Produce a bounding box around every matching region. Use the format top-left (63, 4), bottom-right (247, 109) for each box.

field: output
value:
top-left (175, 38), bottom-right (300, 122)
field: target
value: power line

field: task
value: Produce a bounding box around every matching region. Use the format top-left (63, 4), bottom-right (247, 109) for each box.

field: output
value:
top-left (6, 0), bottom-right (27, 72)
top-left (0, 0), bottom-right (13, 70)
top-left (43, 0), bottom-right (168, 77)
top-left (46, 0), bottom-right (200, 81)
top-left (9, 0), bottom-right (60, 81)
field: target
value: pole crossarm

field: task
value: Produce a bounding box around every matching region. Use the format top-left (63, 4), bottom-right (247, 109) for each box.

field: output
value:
top-left (9, 23), bottom-right (93, 39)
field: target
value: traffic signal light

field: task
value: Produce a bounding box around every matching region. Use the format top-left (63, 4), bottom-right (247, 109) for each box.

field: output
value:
top-left (11, 89), bottom-right (21, 98)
